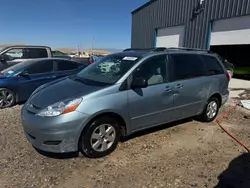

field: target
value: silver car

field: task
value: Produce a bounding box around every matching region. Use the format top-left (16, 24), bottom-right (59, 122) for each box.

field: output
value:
top-left (21, 48), bottom-right (230, 158)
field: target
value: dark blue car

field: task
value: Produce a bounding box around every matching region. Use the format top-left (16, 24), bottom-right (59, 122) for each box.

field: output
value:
top-left (0, 58), bottom-right (87, 108)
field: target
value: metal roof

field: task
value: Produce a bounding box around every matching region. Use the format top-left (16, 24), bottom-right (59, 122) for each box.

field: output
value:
top-left (131, 0), bottom-right (157, 14)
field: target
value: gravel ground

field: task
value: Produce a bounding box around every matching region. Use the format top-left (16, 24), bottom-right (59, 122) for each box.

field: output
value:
top-left (0, 104), bottom-right (250, 188)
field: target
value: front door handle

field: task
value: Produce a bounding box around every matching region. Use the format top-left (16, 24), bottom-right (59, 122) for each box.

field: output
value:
top-left (164, 86), bottom-right (172, 92)
top-left (175, 84), bottom-right (183, 89)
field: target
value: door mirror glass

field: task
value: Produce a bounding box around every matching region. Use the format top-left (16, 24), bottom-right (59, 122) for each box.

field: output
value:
top-left (131, 77), bottom-right (148, 89)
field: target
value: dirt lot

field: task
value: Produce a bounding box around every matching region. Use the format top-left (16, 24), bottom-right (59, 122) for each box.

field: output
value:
top-left (0, 104), bottom-right (250, 188)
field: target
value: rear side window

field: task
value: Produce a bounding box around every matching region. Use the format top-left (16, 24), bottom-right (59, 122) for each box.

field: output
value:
top-left (25, 48), bottom-right (48, 58)
top-left (201, 55), bottom-right (224, 75)
top-left (170, 54), bottom-right (205, 80)
top-left (56, 60), bottom-right (79, 71)
top-left (26, 60), bottom-right (53, 74)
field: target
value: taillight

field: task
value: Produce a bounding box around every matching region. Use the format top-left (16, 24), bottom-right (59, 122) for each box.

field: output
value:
top-left (226, 72), bottom-right (231, 81)
top-left (89, 57), bottom-right (94, 64)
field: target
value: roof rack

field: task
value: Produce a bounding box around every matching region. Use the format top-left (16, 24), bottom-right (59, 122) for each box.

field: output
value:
top-left (167, 47), bottom-right (212, 53)
top-left (123, 47), bottom-right (213, 54)
top-left (123, 47), bottom-right (167, 52)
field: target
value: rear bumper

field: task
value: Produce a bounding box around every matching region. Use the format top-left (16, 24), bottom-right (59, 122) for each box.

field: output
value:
top-left (221, 92), bottom-right (229, 106)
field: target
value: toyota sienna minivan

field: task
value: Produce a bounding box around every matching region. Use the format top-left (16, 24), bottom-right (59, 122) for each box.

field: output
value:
top-left (21, 48), bottom-right (230, 158)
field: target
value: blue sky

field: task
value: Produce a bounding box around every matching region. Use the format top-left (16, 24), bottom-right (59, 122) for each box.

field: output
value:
top-left (0, 0), bottom-right (148, 49)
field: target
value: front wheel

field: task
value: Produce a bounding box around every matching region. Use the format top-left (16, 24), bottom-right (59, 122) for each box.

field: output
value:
top-left (79, 116), bottom-right (120, 158)
top-left (199, 97), bottom-right (220, 122)
top-left (0, 88), bottom-right (16, 109)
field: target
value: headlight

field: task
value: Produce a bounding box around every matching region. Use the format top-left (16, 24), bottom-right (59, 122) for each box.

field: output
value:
top-left (37, 98), bottom-right (82, 117)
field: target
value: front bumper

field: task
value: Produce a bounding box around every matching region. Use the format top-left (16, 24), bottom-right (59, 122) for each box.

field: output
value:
top-left (21, 107), bottom-right (89, 153)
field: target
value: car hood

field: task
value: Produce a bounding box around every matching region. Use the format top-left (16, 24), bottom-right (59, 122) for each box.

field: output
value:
top-left (29, 77), bottom-right (105, 109)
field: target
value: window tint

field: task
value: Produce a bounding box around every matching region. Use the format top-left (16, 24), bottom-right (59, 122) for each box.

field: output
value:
top-left (26, 60), bottom-right (53, 74)
top-left (133, 55), bottom-right (167, 86)
top-left (202, 55), bottom-right (224, 75)
top-left (56, 60), bottom-right (79, 71)
top-left (170, 54), bottom-right (205, 80)
top-left (25, 48), bottom-right (48, 58)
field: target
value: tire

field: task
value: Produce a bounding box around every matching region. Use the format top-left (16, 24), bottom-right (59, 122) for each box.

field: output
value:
top-left (79, 116), bottom-right (121, 158)
top-left (199, 97), bottom-right (220, 122)
top-left (0, 88), bottom-right (16, 109)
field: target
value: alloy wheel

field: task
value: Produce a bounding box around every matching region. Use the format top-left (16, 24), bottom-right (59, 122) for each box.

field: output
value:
top-left (206, 101), bottom-right (218, 119)
top-left (0, 90), bottom-right (14, 108)
top-left (90, 124), bottom-right (116, 152)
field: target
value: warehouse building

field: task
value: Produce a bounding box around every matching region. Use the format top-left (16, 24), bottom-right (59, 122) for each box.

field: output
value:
top-left (131, 0), bottom-right (250, 74)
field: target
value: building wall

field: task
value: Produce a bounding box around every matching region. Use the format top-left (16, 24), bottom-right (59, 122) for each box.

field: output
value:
top-left (131, 0), bottom-right (250, 49)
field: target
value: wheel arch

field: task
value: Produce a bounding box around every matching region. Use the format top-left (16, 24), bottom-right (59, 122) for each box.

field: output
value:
top-left (78, 111), bottom-right (128, 148)
top-left (209, 93), bottom-right (222, 107)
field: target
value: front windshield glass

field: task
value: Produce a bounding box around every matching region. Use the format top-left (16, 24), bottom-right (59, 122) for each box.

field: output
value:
top-left (76, 54), bottom-right (141, 85)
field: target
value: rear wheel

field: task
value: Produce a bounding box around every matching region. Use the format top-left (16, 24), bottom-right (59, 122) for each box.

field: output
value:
top-left (79, 116), bottom-right (120, 158)
top-left (0, 88), bottom-right (16, 109)
top-left (199, 97), bottom-right (219, 122)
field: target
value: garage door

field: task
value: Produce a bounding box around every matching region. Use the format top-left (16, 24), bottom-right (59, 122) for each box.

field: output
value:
top-left (210, 15), bottom-right (250, 46)
top-left (156, 25), bottom-right (185, 48)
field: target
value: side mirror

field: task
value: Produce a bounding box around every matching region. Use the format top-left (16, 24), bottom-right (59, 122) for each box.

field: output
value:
top-left (131, 77), bottom-right (148, 89)
top-left (0, 54), bottom-right (9, 62)
top-left (19, 70), bottom-right (29, 77)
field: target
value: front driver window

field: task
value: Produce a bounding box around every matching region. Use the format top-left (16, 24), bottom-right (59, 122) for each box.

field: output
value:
top-left (133, 55), bottom-right (167, 86)
top-left (3, 49), bottom-right (24, 60)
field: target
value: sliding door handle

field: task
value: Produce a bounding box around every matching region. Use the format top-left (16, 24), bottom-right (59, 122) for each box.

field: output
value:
top-left (175, 84), bottom-right (183, 89)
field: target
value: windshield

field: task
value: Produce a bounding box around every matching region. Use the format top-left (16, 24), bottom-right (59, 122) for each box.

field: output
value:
top-left (75, 54), bottom-right (141, 85)
top-left (0, 60), bottom-right (34, 75)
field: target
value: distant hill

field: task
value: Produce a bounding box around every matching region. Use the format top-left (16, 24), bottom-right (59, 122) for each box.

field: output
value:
top-left (102, 48), bottom-right (124, 53)
top-left (55, 48), bottom-right (112, 55)
top-left (0, 44), bottom-right (118, 55)
top-left (0, 44), bottom-right (26, 49)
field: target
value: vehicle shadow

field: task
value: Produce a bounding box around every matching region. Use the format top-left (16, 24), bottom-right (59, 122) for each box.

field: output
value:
top-left (34, 148), bottom-right (79, 159)
top-left (35, 118), bottom-right (193, 159)
top-left (121, 118), bottom-right (193, 142)
top-left (215, 152), bottom-right (250, 188)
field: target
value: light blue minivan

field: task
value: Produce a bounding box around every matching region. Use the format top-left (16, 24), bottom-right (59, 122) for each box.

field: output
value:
top-left (22, 48), bottom-right (230, 158)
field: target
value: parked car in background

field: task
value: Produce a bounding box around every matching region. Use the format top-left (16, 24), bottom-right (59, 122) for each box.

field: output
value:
top-left (0, 58), bottom-right (86, 108)
top-left (74, 55), bottom-right (102, 65)
top-left (52, 50), bottom-right (71, 59)
top-left (0, 46), bottom-right (53, 71)
top-left (22, 48), bottom-right (230, 158)
top-left (89, 55), bottom-right (99, 64)
top-left (69, 52), bottom-right (77, 58)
